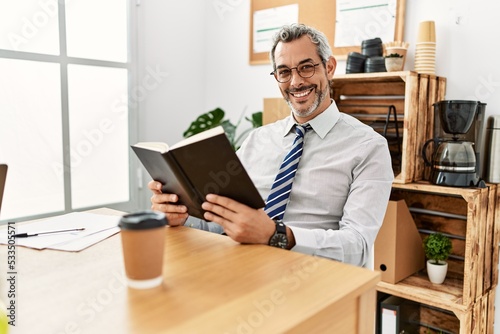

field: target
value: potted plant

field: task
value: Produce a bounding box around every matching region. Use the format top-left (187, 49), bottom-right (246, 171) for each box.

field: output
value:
top-left (183, 107), bottom-right (262, 151)
top-left (384, 53), bottom-right (404, 72)
top-left (423, 232), bottom-right (452, 284)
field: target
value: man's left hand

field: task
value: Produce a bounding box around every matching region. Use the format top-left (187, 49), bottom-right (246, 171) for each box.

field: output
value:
top-left (202, 194), bottom-right (275, 244)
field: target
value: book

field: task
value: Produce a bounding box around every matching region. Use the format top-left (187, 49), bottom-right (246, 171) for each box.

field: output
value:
top-left (131, 126), bottom-right (265, 220)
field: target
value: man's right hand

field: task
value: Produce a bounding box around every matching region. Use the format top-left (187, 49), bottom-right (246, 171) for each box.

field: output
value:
top-left (148, 180), bottom-right (189, 226)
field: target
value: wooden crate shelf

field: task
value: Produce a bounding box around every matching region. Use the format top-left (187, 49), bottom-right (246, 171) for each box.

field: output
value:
top-left (377, 290), bottom-right (496, 333)
top-left (376, 182), bottom-right (499, 334)
top-left (331, 71), bottom-right (446, 184)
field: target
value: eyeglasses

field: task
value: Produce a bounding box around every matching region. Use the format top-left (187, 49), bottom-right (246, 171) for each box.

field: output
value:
top-left (270, 62), bottom-right (322, 83)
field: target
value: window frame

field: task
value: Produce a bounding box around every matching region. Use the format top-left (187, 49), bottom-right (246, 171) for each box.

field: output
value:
top-left (0, 0), bottom-right (139, 223)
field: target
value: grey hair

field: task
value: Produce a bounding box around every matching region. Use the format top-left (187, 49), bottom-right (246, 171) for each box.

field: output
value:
top-left (269, 23), bottom-right (333, 70)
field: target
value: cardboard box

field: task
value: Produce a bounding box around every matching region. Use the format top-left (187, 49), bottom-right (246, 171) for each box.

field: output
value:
top-left (374, 200), bottom-right (425, 284)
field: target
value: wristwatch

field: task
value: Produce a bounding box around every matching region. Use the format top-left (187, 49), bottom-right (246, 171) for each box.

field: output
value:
top-left (268, 219), bottom-right (288, 249)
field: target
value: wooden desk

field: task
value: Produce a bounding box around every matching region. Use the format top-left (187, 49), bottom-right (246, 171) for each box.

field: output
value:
top-left (1, 209), bottom-right (380, 333)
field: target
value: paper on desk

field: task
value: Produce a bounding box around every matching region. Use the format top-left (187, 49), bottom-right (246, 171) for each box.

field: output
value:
top-left (47, 225), bottom-right (119, 251)
top-left (0, 212), bottom-right (120, 251)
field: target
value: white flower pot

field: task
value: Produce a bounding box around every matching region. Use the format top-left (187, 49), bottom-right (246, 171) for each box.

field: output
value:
top-left (385, 57), bottom-right (404, 72)
top-left (426, 260), bottom-right (448, 284)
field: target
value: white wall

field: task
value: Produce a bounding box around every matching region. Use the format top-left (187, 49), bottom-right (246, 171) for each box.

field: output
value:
top-left (137, 0), bottom-right (500, 147)
top-left (203, 1), bottom-right (279, 119)
top-left (137, 0), bottom-right (208, 144)
top-left (137, 0), bottom-right (500, 330)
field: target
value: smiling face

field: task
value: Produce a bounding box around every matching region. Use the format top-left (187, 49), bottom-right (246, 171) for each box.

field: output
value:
top-left (273, 35), bottom-right (337, 123)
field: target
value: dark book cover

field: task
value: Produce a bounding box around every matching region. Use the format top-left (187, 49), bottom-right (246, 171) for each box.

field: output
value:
top-left (131, 126), bottom-right (265, 220)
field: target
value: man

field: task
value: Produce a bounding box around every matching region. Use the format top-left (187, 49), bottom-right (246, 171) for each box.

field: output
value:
top-left (149, 23), bottom-right (393, 266)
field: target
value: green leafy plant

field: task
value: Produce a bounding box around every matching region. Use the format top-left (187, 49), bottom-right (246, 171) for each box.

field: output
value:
top-left (183, 107), bottom-right (262, 151)
top-left (423, 233), bottom-right (452, 264)
top-left (385, 53), bottom-right (403, 58)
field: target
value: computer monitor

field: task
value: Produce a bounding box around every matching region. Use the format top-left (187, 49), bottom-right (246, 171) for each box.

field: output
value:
top-left (0, 164), bottom-right (7, 213)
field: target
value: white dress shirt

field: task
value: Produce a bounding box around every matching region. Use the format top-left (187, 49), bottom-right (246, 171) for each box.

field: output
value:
top-left (186, 100), bottom-right (394, 266)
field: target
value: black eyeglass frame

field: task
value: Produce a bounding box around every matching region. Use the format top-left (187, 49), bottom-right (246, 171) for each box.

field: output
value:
top-left (270, 61), bottom-right (324, 83)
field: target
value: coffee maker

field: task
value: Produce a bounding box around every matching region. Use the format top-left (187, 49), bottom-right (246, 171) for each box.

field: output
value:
top-left (422, 100), bottom-right (486, 187)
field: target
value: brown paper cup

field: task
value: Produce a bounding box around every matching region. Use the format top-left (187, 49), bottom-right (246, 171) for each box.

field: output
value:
top-left (417, 21), bottom-right (436, 43)
top-left (119, 211), bottom-right (167, 289)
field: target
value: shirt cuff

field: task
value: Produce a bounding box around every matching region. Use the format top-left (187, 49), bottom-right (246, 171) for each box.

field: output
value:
top-left (185, 216), bottom-right (224, 234)
top-left (288, 226), bottom-right (318, 255)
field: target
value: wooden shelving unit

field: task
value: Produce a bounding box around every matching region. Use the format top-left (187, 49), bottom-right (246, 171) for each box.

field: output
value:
top-left (331, 71), bottom-right (446, 184)
top-left (263, 72), bottom-right (498, 333)
top-left (376, 182), bottom-right (499, 333)
top-left (331, 73), bottom-right (498, 333)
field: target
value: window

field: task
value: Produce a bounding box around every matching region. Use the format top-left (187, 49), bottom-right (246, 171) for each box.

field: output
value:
top-left (0, 0), bottom-right (136, 222)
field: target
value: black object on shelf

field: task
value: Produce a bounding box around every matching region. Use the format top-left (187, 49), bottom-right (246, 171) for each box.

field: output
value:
top-left (378, 295), bottom-right (420, 334)
top-left (365, 56), bottom-right (387, 73)
top-left (361, 37), bottom-right (383, 57)
top-left (346, 52), bottom-right (368, 74)
top-left (338, 104), bottom-right (402, 167)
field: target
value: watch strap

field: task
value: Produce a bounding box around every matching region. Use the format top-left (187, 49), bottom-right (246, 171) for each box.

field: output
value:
top-left (274, 219), bottom-right (286, 234)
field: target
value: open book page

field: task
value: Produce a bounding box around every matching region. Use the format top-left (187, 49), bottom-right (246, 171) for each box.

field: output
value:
top-left (133, 142), bottom-right (170, 153)
top-left (171, 126), bottom-right (225, 149)
top-left (132, 126), bottom-right (225, 153)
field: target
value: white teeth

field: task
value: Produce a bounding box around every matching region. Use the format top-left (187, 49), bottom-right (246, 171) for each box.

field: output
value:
top-left (292, 90), bottom-right (310, 97)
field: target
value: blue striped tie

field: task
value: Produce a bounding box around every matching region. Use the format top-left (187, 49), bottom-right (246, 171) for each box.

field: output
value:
top-left (265, 124), bottom-right (310, 220)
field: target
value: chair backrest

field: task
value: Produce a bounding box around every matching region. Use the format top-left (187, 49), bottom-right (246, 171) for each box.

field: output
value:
top-left (263, 98), bottom-right (289, 124)
top-left (0, 164), bottom-right (7, 213)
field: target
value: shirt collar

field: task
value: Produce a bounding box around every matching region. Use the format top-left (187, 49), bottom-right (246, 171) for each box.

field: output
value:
top-left (282, 100), bottom-right (340, 139)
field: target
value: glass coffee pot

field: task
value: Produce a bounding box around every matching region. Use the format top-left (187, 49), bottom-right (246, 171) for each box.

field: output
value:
top-left (423, 140), bottom-right (476, 177)
top-left (422, 100), bottom-right (486, 187)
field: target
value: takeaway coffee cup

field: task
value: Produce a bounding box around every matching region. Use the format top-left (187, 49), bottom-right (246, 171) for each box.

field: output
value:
top-left (118, 211), bottom-right (167, 289)
top-left (417, 20), bottom-right (436, 43)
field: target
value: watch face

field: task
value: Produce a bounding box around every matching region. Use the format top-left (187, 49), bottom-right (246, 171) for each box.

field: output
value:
top-left (270, 233), bottom-right (288, 249)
